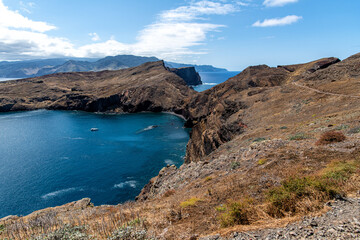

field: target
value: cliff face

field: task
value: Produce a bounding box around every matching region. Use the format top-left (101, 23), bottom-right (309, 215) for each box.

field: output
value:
top-left (2, 54), bottom-right (360, 240)
top-left (0, 61), bottom-right (195, 114)
top-left (169, 67), bottom-right (202, 86)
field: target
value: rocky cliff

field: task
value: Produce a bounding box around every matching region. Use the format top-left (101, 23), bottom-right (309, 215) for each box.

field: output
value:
top-left (169, 67), bottom-right (202, 85)
top-left (1, 54), bottom-right (360, 240)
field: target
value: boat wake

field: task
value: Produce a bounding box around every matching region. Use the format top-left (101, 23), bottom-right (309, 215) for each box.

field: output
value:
top-left (136, 125), bottom-right (159, 134)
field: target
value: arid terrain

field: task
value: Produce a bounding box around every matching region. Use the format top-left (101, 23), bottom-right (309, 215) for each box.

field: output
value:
top-left (1, 53), bottom-right (360, 239)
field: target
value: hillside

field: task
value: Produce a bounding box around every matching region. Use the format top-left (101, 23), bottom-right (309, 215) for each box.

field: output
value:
top-left (0, 55), bottom-right (227, 78)
top-left (1, 53), bottom-right (360, 239)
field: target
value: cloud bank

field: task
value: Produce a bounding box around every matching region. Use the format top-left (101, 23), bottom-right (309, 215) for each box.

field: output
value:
top-left (0, 0), bottom-right (238, 61)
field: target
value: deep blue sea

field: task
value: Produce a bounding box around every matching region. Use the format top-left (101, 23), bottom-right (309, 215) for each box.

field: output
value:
top-left (0, 110), bottom-right (189, 218)
top-left (194, 71), bottom-right (240, 92)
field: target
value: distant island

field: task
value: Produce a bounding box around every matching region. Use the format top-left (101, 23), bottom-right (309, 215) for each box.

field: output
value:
top-left (0, 55), bottom-right (228, 79)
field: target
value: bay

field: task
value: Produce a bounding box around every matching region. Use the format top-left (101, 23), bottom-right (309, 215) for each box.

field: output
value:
top-left (0, 110), bottom-right (189, 218)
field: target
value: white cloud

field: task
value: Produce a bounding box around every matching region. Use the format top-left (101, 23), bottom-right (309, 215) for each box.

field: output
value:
top-left (252, 15), bottom-right (302, 27)
top-left (263, 0), bottom-right (298, 7)
top-left (0, 1), bottom-right (55, 32)
top-left (20, 1), bottom-right (35, 14)
top-left (160, 1), bottom-right (237, 22)
top-left (0, 0), bottom-right (238, 61)
top-left (89, 32), bottom-right (100, 41)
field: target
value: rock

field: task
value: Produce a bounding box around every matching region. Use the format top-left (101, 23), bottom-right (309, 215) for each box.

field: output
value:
top-left (310, 220), bottom-right (318, 227)
top-left (170, 67), bottom-right (202, 86)
top-left (0, 215), bottom-right (19, 222)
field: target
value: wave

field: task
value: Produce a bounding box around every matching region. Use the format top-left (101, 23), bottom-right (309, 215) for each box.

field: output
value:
top-left (202, 83), bottom-right (217, 86)
top-left (164, 159), bottom-right (176, 165)
top-left (136, 125), bottom-right (159, 134)
top-left (41, 187), bottom-right (80, 200)
top-left (65, 137), bottom-right (85, 140)
top-left (0, 110), bottom-right (47, 120)
top-left (114, 180), bottom-right (137, 189)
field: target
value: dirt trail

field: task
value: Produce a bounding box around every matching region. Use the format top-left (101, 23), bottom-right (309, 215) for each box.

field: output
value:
top-left (292, 81), bottom-right (360, 98)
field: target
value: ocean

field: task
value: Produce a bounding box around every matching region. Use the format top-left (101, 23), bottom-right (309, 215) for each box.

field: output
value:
top-left (0, 71), bottom-right (239, 218)
top-left (194, 71), bottom-right (240, 92)
top-left (0, 78), bottom-right (20, 82)
top-left (0, 110), bottom-right (189, 218)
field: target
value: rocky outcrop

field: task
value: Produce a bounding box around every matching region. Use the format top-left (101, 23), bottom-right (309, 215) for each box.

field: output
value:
top-left (169, 67), bottom-right (202, 85)
top-left (0, 61), bottom-right (196, 114)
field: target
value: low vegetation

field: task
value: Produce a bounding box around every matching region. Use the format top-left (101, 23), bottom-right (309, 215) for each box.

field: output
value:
top-left (218, 199), bottom-right (253, 227)
top-left (316, 131), bottom-right (346, 145)
top-left (180, 197), bottom-right (202, 208)
top-left (289, 132), bottom-right (308, 140)
top-left (267, 160), bottom-right (359, 217)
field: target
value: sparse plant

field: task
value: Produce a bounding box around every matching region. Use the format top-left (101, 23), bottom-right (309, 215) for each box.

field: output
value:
top-left (266, 176), bottom-right (339, 217)
top-left (215, 205), bottom-right (226, 212)
top-left (257, 159), bottom-right (267, 165)
top-left (163, 189), bottom-right (175, 198)
top-left (253, 137), bottom-right (266, 143)
top-left (218, 199), bottom-right (253, 227)
top-left (204, 176), bottom-right (213, 182)
top-left (231, 161), bottom-right (240, 170)
top-left (348, 126), bottom-right (360, 134)
top-left (266, 160), bottom-right (359, 217)
top-left (315, 131), bottom-right (346, 145)
top-left (31, 224), bottom-right (91, 240)
top-left (289, 132), bottom-right (308, 140)
top-left (180, 197), bottom-right (201, 208)
top-left (335, 124), bottom-right (349, 130)
top-left (108, 226), bottom-right (147, 240)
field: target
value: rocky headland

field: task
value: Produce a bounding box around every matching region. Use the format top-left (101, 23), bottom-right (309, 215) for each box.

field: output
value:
top-left (1, 53), bottom-right (360, 239)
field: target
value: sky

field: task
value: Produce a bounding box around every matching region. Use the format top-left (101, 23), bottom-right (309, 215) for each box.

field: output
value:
top-left (0, 0), bottom-right (359, 70)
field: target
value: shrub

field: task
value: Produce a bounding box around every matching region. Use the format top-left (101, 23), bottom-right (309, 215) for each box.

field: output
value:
top-left (108, 226), bottom-right (147, 240)
top-left (289, 132), bottom-right (308, 140)
top-left (348, 126), bottom-right (360, 134)
top-left (323, 161), bottom-right (358, 181)
top-left (163, 189), bottom-right (176, 198)
top-left (204, 176), bottom-right (213, 182)
top-left (280, 126), bottom-right (288, 130)
top-left (316, 131), bottom-right (346, 145)
top-left (267, 176), bottom-right (340, 217)
top-left (180, 197), bottom-right (201, 208)
top-left (253, 137), bottom-right (266, 143)
top-left (257, 159), bottom-right (267, 165)
top-left (0, 224), bottom-right (4, 233)
top-left (231, 161), bottom-right (240, 170)
top-left (218, 199), bottom-right (253, 227)
top-left (31, 225), bottom-right (90, 240)
top-left (335, 124), bottom-right (349, 130)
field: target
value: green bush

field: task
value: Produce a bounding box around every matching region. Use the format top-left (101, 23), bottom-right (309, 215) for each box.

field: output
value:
top-left (218, 199), bottom-right (252, 227)
top-left (267, 176), bottom-right (339, 216)
top-left (180, 197), bottom-right (201, 208)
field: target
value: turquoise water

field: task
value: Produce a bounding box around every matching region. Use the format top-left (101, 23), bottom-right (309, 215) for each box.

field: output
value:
top-left (194, 71), bottom-right (240, 92)
top-left (0, 110), bottom-right (189, 218)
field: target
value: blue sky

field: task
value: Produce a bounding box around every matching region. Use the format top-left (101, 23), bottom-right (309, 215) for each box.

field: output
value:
top-left (0, 0), bottom-right (359, 70)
